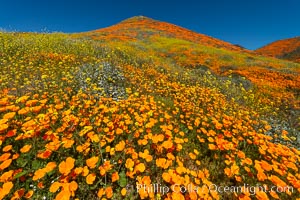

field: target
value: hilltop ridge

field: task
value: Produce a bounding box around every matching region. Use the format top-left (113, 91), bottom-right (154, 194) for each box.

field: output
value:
top-left (79, 15), bottom-right (248, 52)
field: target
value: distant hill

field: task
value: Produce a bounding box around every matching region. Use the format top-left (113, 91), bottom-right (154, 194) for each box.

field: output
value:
top-left (256, 36), bottom-right (300, 62)
top-left (79, 16), bottom-right (248, 52)
top-left (73, 16), bottom-right (299, 93)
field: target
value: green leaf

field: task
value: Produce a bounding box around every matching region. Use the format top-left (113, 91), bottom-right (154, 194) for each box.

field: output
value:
top-left (47, 170), bottom-right (56, 176)
top-left (16, 158), bottom-right (28, 167)
top-left (32, 160), bottom-right (42, 170)
top-left (14, 170), bottom-right (28, 179)
top-left (118, 171), bottom-right (127, 187)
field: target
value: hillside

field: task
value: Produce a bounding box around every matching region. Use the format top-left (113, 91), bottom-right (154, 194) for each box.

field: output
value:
top-left (256, 36), bottom-right (300, 62)
top-left (0, 16), bottom-right (300, 200)
top-left (78, 16), bottom-right (248, 52)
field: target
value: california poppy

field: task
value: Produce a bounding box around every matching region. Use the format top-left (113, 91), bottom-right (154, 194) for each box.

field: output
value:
top-left (59, 157), bottom-right (75, 175)
top-left (86, 173), bottom-right (96, 184)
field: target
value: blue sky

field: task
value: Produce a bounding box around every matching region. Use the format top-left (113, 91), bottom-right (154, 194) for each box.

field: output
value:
top-left (0, 0), bottom-right (299, 49)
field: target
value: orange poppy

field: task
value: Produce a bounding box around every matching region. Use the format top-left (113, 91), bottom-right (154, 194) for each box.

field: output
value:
top-left (162, 172), bottom-right (171, 183)
top-left (62, 139), bottom-right (74, 149)
top-left (0, 159), bottom-right (12, 170)
top-left (33, 169), bottom-right (46, 181)
top-left (97, 188), bottom-right (105, 198)
top-left (24, 190), bottom-right (34, 199)
top-left (74, 167), bottom-right (83, 175)
top-left (18, 107), bottom-right (30, 115)
top-left (139, 150), bottom-right (153, 162)
top-left (208, 144), bottom-right (216, 150)
top-left (54, 190), bottom-right (70, 200)
top-left (50, 182), bottom-right (61, 193)
top-left (12, 153), bottom-right (19, 160)
top-left (37, 182), bottom-right (45, 189)
top-left (260, 160), bottom-right (272, 171)
top-left (137, 139), bottom-right (148, 145)
top-left (20, 144), bottom-right (32, 153)
top-left (135, 163), bottom-right (146, 173)
top-left (237, 151), bottom-right (245, 159)
top-left (79, 126), bottom-right (93, 136)
top-left (0, 119), bottom-right (8, 125)
top-left (242, 158), bottom-right (253, 165)
top-left (106, 186), bottom-right (113, 199)
top-left (256, 190), bottom-right (269, 200)
top-left (268, 175), bottom-right (287, 188)
top-left (86, 173), bottom-right (96, 184)
top-left (6, 129), bottom-right (16, 137)
top-left (86, 156), bottom-right (99, 169)
top-left (69, 181), bottom-right (78, 196)
top-left (99, 161), bottom-right (112, 176)
top-left (37, 150), bottom-right (52, 159)
top-left (224, 163), bottom-right (239, 177)
top-left (0, 170), bottom-right (14, 182)
top-left (45, 162), bottom-right (57, 172)
top-left (176, 166), bottom-right (186, 174)
top-left (156, 158), bottom-right (172, 169)
top-left (269, 191), bottom-right (279, 199)
top-left (2, 145), bottom-right (12, 152)
top-left (115, 141), bottom-right (125, 151)
top-left (59, 157), bottom-right (75, 175)
top-left (0, 153), bottom-right (11, 161)
top-left (11, 188), bottom-right (25, 199)
top-left (31, 105), bottom-right (42, 113)
top-left (112, 172), bottom-right (119, 182)
top-left (125, 158), bottom-right (134, 169)
top-left (162, 140), bottom-right (173, 149)
top-left (152, 134), bottom-right (164, 143)
top-left (189, 152), bottom-right (197, 160)
top-left (3, 112), bottom-right (16, 120)
top-left (116, 128), bottom-right (123, 135)
top-left (257, 172), bottom-right (268, 181)
top-left (167, 153), bottom-right (175, 160)
top-left (171, 191), bottom-right (185, 200)
top-left (0, 181), bottom-right (14, 199)
top-left (25, 99), bottom-right (38, 106)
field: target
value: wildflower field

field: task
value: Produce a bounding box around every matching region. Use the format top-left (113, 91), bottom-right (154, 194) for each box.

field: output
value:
top-left (0, 17), bottom-right (300, 200)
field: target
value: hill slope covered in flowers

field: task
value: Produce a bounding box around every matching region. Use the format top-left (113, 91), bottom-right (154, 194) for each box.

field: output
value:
top-left (256, 36), bottom-right (300, 63)
top-left (0, 17), bottom-right (300, 200)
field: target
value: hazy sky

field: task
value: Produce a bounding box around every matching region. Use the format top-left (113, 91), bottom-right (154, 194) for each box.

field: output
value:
top-left (0, 0), bottom-right (299, 49)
